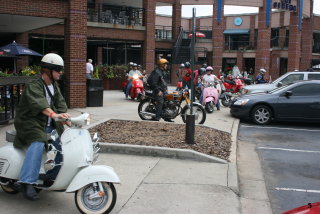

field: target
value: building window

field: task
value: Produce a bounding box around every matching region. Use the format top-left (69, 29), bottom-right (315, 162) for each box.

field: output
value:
top-left (313, 32), bottom-right (320, 54)
top-left (284, 29), bottom-right (289, 48)
top-left (271, 28), bottom-right (279, 47)
top-left (224, 34), bottom-right (250, 51)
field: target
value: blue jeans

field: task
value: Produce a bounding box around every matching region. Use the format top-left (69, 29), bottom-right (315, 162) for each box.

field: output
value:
top-left (125, 82), bottom-right (132, 98)
top-left (19, 126), bottom-right (62, 184)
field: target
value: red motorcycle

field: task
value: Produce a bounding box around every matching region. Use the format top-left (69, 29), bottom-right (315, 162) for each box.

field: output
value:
top-left (130, 73), bottom-right (145, 100)
top-left (220, 75), bottom-right (243, 107)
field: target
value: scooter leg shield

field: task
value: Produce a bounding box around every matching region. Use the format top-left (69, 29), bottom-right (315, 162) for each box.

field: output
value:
top-left (66, 165), bottom-right (120, 193)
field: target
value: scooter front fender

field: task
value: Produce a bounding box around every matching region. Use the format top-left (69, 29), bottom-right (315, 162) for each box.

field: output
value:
top-left (66, 165), bottom-right (121, 193)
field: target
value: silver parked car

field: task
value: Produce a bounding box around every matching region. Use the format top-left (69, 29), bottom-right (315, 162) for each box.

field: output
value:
top-left (241, 71), bottom-right (320, 95)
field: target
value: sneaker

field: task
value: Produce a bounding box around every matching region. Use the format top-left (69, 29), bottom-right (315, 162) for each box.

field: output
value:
top-left (152, 118), bottom-right (160, 121)
top-left (20, 183), bottom-right (39, 201)
top-left (164, 119), bottom-right (174, 122)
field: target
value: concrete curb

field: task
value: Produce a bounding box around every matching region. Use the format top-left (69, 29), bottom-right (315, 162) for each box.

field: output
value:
top-left (99, 143), bottom-right (228, 164)
top-left (228, 118), bottom-right (240, 194)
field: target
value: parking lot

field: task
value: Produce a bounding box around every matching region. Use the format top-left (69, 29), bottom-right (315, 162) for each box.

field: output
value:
top-left (238, 121), bottom-right (320, 213)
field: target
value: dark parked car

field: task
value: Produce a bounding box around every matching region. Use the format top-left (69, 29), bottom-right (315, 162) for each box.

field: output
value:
top-left (230, 80), bottom-right (320, 125)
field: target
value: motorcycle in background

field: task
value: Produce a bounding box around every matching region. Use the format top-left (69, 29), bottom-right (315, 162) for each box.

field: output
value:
top-left (220, 75), bottom-right (243, 107)
top-left (138, 89), bottom-right (206, 124)
top-left (0, 113), bottom-right (120, 214)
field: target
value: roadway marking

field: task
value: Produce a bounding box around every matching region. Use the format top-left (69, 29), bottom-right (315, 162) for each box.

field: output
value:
top-left (275, 187), bottom-right (320, 194)
top-left (241, 125), bottom-right (320, 132)
top-left (258, 146), bottom-right (320, 154)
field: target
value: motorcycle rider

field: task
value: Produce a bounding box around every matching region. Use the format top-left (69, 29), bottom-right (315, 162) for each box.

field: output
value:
top-left (255, 68), bottom-right (268, 84)
top-left (13, 53), bottom-right (70, 201)
top-left (175, 63), bottom-right (185, 91)
top-left (147, 58), bottom-right (169, 122)
top-left (126, 63), bottom-right (143, 99)
top-left (200, 66), bottom-right (220, 110)
top-left (182, 61), bottom-right (192, 89)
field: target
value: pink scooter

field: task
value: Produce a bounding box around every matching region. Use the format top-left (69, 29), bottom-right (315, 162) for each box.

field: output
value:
top-left (202, 82), bottom-right (219, 113)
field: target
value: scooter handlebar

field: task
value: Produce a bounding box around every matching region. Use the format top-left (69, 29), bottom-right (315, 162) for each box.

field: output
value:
top-left (55, 113), bottom-right (90, 127)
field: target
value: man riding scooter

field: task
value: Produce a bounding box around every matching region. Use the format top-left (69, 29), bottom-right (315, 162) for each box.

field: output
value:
top-left (126, 63), bottom-right (143, 99)
top-left (13, 53), bottom-right (70, 201)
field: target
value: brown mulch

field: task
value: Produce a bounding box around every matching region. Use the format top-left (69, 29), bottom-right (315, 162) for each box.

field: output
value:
top-left (89, 119), bottom-right (232, 160)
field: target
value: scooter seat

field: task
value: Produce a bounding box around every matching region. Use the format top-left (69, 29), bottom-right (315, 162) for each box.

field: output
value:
top-left (6, 130), bottom-right (16, 143)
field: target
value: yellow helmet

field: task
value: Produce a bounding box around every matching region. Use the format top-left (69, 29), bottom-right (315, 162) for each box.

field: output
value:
top-left (158, 58), bottom-right (168, 65)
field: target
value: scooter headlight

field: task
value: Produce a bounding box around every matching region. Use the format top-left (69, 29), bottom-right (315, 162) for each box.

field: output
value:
top-left (133, 73), bottom-right (139, 80)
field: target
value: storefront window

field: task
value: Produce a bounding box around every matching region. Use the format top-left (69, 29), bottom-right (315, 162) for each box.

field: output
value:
top-left (224, 34), bottom-right (250, 51)
top-left (313, 32), bottom-right (320, 54)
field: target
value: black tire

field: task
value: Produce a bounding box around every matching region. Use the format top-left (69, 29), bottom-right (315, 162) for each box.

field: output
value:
top-left (138, 99), bottom-right (156, 120)
top-left (251, 105), bottom-right (272, 125)
top-left (75, 182), bottom-right (116, 214)
top-left (221, 96), bottom-right (231, 107)
top-left (205, 102), bottom-right (214, 113)
top-left (0, 184), bottom-right (19, 194)
top-left (181, 104), bottom-right (206, 124)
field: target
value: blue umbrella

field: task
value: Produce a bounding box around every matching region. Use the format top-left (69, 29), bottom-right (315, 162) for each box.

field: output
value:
top-left (0, 41), bottom-right (42, 56)
top-left (0, 41), bottom-right (42, 72)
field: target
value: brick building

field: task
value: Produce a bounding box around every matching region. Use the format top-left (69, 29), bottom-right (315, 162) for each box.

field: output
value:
top-left (0, 0), bottom-right (319, 107)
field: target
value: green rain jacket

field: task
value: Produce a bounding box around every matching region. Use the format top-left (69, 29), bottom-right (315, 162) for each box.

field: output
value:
top-left (13, 76), bottom-right (68, 149)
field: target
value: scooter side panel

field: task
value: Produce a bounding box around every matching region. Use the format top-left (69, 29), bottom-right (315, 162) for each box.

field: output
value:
top-left (0, 144), bottom-right (25, 179)
top-left (47, 128), bottom-right (93, 190)
top-left (65, 165), bottom-right (121, 193)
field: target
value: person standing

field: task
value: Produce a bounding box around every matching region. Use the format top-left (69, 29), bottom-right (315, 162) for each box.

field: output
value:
top-left (14, 53), bottom-right (70, 200)
top-left (86, 59), bottom-right (94, 79)
top-left (147, 58), bottom-right (170, 122)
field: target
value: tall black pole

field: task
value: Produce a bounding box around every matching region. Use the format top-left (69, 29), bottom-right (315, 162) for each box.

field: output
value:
top-left (185, 8), bottom-right (196, 145)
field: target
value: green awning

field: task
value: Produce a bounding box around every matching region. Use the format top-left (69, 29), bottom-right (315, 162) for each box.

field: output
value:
top-left (223, 29), bottom-right (250, 34)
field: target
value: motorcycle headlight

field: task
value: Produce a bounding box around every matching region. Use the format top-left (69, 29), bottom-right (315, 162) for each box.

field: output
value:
top-left (233, 99), bottom-right (250, 106)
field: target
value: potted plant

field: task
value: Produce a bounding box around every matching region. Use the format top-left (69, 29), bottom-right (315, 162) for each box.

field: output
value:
top-left (102, 64), bottom-right (128, 90)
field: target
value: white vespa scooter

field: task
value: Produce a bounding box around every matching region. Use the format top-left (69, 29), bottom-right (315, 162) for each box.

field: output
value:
top-left (0, 113), bottom-right (120, 214)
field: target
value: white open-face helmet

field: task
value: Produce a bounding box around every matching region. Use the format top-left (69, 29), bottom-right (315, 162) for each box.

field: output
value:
top-left (41, 53), bottom-right (64, 71)
top-left (259, 68), bottom-right (266, 74)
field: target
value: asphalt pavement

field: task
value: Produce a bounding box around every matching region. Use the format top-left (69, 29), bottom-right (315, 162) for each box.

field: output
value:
top-left (0, 88), bottom-right (272, 214)
top-left (238, 122), bottom-right (320, 214)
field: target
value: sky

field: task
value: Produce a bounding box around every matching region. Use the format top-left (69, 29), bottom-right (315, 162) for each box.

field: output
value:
top-left (156, 0), bottom-right (320, 17)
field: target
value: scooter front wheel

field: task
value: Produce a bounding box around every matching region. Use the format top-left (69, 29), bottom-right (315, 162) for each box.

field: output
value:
top-left (75, 182), bottom-right (117, 214)
top-left (221, 96), bottom-right (231, 107)
top-left (205, 102), bottom-right (214, 113)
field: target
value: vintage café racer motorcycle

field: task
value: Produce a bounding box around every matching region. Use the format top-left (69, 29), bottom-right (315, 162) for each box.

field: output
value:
top-left (138, 88), bottom-right (206, 124)
top-left (0, 113), bottom-right (120, 214)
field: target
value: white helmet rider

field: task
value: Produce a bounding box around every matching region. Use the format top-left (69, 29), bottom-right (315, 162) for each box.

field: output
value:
top-left (40, 53), bottom-right (64, 81)
top-left (41, 53), bottom-right (64, 72)
top-left (259, 68), bottom-right (266, 74)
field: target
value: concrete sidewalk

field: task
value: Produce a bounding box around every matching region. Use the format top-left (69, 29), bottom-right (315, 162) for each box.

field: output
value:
top-left (0, 88), bottom-right (270, 214)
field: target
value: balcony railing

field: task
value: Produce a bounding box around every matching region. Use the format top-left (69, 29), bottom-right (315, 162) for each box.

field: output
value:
top-left (224, 41), bottom-right (253, 51)
top-left (87, 4), bottom-right (144, 26)
top-left (155, 26), bottom-right (172, 40)
top-left (0, 83), bottom-right (24, 124)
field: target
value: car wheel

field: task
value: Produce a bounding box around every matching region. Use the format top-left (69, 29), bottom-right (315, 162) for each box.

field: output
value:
top-left (251, 105), bottom-right (272, 125)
